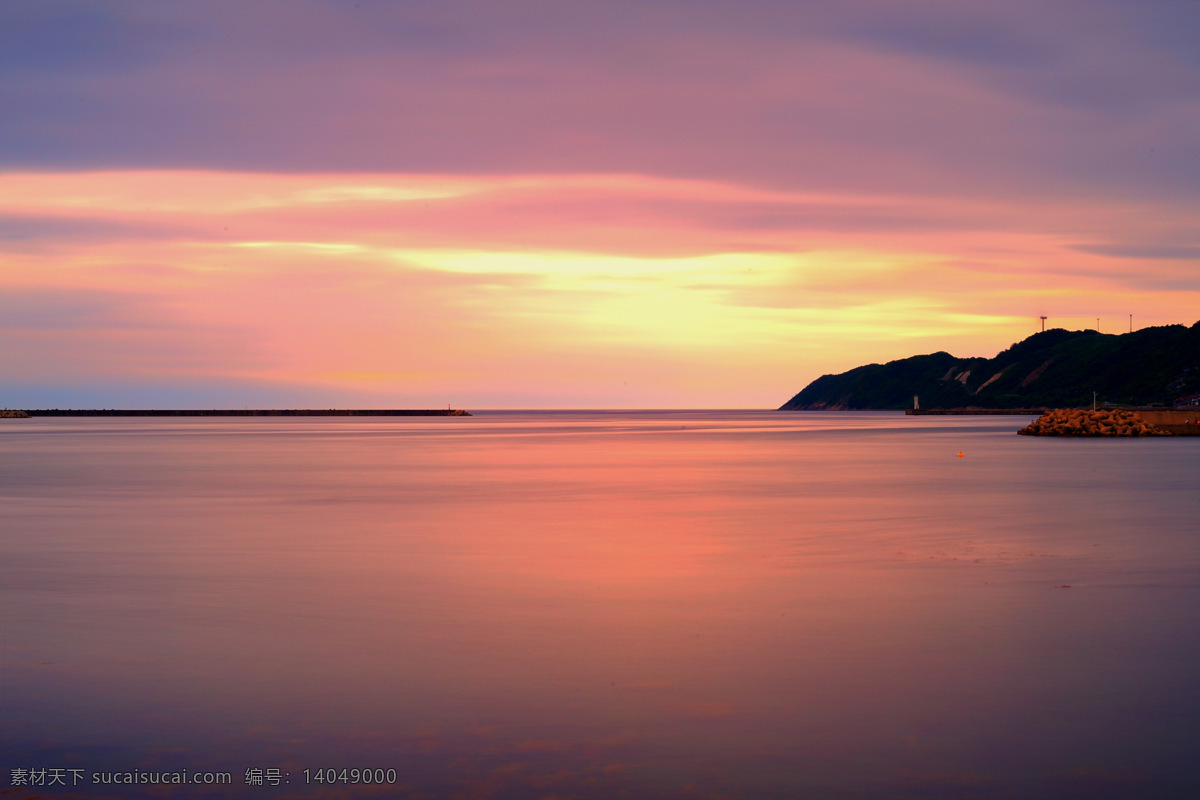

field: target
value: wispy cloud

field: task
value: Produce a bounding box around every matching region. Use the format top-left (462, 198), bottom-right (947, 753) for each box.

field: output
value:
top-left (0, 169), bottom-right (1195, 406)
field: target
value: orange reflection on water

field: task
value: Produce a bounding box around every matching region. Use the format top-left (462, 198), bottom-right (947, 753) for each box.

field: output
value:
top-left (3, 412), bottom-right (1200, 798)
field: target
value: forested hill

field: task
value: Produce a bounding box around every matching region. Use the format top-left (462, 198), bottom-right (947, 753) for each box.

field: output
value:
top-left (779, 321), bottom-right (1200, 410)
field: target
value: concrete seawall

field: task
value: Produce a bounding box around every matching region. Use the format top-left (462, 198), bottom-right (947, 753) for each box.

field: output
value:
top-left (1133, 410), bottom-right (1200, 436)
top-left (906, 409), bottom-right (1044, 415)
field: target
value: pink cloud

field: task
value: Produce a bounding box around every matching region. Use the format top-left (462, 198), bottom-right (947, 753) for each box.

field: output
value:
top-left (0, 169), bottom-right (1196, 407)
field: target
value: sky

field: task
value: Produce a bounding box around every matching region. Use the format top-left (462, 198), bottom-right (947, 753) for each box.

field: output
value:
top-left (2, 0), bottom-right (1198, 408)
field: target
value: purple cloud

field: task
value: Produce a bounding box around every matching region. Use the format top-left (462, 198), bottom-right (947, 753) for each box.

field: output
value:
top-left (0, 0), bottom-right (1196, 205)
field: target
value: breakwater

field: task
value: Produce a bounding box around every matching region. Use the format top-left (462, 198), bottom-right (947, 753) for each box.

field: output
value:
top-left (906, 408), bottom-right (1044, 415)
top-left (1016, 408), bottom-right (1200, 436)
top-left (1128, 409), bottom-right (1200, 436)
top-left (19, 409), bottom-right (471, 417)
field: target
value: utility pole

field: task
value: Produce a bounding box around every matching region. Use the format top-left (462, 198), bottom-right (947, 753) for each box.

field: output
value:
top-left (1129, 314), bottom-right (1133, 333)
top-left (1096, 317), bottom-right (1100, 332)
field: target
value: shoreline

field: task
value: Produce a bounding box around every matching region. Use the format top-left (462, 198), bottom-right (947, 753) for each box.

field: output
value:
top-left (14, 409), bottom-right (471, 417)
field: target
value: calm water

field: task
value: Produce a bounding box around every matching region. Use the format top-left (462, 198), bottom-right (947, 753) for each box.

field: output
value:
top-left (2, 411), bottom-right (1199, 799)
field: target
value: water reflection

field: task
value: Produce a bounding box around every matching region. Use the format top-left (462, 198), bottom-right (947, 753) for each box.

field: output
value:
top-left (2, 412), bottom-right (1199, 798)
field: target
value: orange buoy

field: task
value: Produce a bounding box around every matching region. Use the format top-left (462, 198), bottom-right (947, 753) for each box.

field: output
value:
top-left (957, 451), bottom-right (964, 457)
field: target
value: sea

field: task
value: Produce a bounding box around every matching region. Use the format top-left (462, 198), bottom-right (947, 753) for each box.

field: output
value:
top-left (2, 410), bottom-right (1199, 799)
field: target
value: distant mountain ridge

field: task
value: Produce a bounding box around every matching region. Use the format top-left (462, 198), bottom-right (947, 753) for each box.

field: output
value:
top-left (779, 321), bottom-right (1200, 410)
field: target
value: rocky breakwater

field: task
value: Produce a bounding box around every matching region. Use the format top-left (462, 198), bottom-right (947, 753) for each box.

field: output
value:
top-left (1018, 408), bottom-right (1169, 437)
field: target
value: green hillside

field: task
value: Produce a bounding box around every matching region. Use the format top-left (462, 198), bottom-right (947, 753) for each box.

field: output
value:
top-left (779, 321), bottom-right (1200, 410)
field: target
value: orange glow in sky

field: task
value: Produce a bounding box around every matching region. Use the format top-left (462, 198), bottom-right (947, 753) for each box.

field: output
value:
top-left (1, 170), bottom-right (1196, 407)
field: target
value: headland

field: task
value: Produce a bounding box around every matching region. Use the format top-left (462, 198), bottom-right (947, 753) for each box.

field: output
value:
top-left (781, 320), bottom-right (1200, 410)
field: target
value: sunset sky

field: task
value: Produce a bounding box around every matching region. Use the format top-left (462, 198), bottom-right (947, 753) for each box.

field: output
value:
top-left (2, 1), bottom-right (1198, 408)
